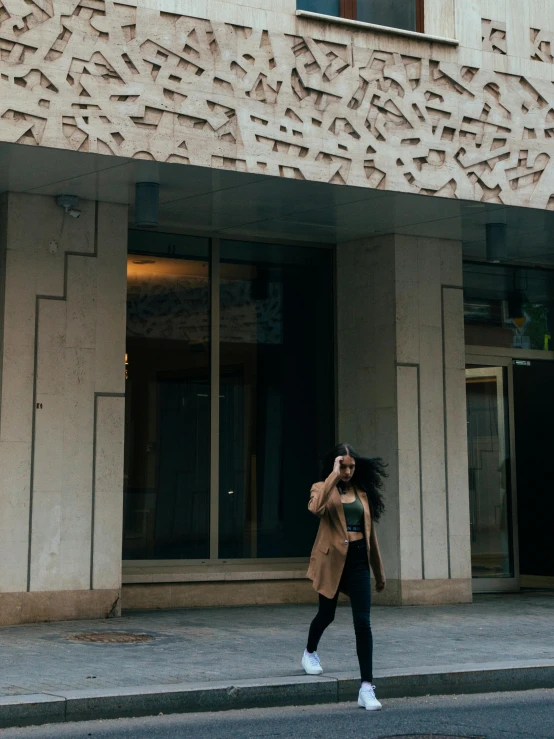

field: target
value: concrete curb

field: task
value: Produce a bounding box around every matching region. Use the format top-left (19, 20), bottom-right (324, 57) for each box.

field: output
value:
top-left (1, 661), bottom-right (553, 728)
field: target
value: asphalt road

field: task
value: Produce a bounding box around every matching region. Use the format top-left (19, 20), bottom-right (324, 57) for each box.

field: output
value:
top-left (1, 689), bottom-right (553, 739)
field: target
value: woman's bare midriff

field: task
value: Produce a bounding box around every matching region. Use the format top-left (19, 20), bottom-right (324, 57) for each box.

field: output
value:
top-left (347, 531), bottom-right (364, 542)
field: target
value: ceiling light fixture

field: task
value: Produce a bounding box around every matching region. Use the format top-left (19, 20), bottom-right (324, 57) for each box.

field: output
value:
top-left (134, 182), bottom-right (159, 229)
top-left (486, 222), bottom-right (507, 263)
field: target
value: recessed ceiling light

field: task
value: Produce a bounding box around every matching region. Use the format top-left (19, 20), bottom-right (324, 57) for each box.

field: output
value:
top-left (132, 259), bottom-right (156, 264)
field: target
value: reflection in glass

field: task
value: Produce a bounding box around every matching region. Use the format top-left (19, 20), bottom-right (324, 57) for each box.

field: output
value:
top-left (218, 241), bottom-right (334, 559)
top-left (464, 263), bottom-right (554, 351)
top-left (123, 236), bottom-right (335, 562)
top-left (466, 367), bottom-right (513, 578)
top-left (123, 248), bottom-right (210, 560)
top-left (296, 0), bottom-right (418, 30)
top-left (296, 0), bottom-right (340, 14)
top-left (357, 0), bottom-right (417, 30)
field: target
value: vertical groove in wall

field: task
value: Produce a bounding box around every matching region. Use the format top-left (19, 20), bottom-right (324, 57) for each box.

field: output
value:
top-left (27, 295), bottom-right (41, 591)
top-left (441, 283), bottom-right (465, 582)
top-left (416, 362), bottom-right (425, 580)
top-left (90, 392), bottom-right (126, 590)
top-left (89, 202), bottom-right (99, 590)
top-left (441, 285), bottom-right (452, 580)
top-left (333, 243), bottom-right (339, 443)
top-left (90, 394), bottom-right (98, 590)
top-left (0, 195), bottom-right (8, 438)
top-left (397, 362), bottom-right (424, 581)
top-left (93, 199), bottom-right (98, 257)
top-left (27, 202), bottom-right (100, 592)
top-left (392, 239), bottom-right (402, 584)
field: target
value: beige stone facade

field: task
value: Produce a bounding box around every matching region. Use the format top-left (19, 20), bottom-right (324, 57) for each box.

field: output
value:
top-left (0, 193), bottom-right (127, 625)
top-left (0, 0), bottom-right (553, 208)
top-left (0, 0), bottom-right (553, 623)
top-left (337, 235), bottom-right (471, 605)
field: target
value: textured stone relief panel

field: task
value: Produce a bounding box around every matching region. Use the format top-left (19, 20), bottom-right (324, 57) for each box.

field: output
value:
top-left (482, 18), bottom-right (507, 54)
top-left (1, 2), bottom-right (554, 208)
top-left (531, 28), bottom-right (554, 64)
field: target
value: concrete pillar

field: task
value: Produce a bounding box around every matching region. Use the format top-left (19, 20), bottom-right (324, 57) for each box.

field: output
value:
top-left (0, 193), bottom-right (127, 625)
top-left (337, 234), bottom-right (472, 606)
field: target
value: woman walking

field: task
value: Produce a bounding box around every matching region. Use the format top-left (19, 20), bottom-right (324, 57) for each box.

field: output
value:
top-left (302, 443), bottom-right (386, 711)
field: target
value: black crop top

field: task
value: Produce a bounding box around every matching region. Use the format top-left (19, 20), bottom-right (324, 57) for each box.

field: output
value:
top-left (342, 495), bottom-right (364, 527)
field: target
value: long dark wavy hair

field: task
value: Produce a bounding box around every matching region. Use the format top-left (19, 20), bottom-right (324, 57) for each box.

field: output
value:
top-left (321, 443), bottom-right (386, 522)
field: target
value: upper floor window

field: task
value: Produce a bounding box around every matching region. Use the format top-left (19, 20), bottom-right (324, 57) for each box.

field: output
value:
top-left (298, 0), bottom-right (424, 34)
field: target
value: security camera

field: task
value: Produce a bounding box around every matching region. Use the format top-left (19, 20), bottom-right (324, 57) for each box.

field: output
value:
top-left (55, 194), bottom-right (81, 219)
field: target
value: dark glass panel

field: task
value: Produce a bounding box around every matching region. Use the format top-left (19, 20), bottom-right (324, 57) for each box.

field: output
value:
top-left (218, 240), bottom-right (334, 559)
top-left (123, 240), bottom-right (211, 560)
top-left (514, 361), bottom-right (554, 578)
top-left (464, 263), bottom-right (554, 351)
top-left (297, 0), bottom-right (340, 14)
top-left (357, 0), bottom-right (417, 31)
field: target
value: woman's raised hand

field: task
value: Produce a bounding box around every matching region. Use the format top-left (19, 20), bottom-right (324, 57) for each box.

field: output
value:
top-left (333, 455), bottom-right (343, 477)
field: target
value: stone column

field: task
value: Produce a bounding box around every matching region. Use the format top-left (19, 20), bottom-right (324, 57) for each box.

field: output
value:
top-left (0, 193), bottom-right (127, 625)
top-left (337, 234), bottom-right (472, 606)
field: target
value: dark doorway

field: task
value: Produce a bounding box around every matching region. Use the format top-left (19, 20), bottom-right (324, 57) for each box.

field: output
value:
top-left (513, 360), bottom-right (554, 579)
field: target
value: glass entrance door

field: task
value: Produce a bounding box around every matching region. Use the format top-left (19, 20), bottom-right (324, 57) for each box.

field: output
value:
top-left (465, 363), bottom-right (519, 591)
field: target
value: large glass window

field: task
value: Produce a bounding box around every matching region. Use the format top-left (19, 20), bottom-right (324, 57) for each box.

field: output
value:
top-left (464, 263), bottom-right (554, 351)
top-left (123, 234), bottom-right (334, 561)
top-left (123, 234), bottom-right (211, 560)
top-left (218, 241), bottom-right (334, 559)
top-left (297, 0), bottom-right (423, 33)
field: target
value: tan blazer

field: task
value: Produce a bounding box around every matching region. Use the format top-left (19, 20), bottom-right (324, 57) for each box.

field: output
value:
top-left (306, 472), bottom-right (385, 599)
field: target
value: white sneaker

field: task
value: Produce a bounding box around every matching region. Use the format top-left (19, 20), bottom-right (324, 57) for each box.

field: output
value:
top-left (301, 650), bottom-right (323, 675)
top-left (358, 684), bottom-right (382, 711)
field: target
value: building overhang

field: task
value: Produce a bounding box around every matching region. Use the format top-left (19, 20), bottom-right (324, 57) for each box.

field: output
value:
top-left (2, 140), bottom-right (554, 266)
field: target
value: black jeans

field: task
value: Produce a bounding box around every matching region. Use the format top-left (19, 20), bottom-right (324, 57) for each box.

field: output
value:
top-left (306, 539), bottom-right (373, 683)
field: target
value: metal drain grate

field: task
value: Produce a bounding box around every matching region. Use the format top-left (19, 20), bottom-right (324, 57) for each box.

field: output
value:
top-left (66, 632), bottom-right (153, 644)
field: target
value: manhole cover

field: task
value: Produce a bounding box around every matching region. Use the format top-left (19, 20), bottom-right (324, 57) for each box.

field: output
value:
top-left (66, 632), bottom-right (153, 644)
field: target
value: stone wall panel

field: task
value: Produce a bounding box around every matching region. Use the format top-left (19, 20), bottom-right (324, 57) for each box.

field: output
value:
top-left (337, 235), bottom-right (471, 603)
top-left (0, 2), bottom-right (553, 208)
top-left (0, 194), bottom-right (127, 604)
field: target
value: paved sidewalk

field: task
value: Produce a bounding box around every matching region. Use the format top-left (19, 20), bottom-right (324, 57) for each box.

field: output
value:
top-left (0, 592), bottom-right (553, 727)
